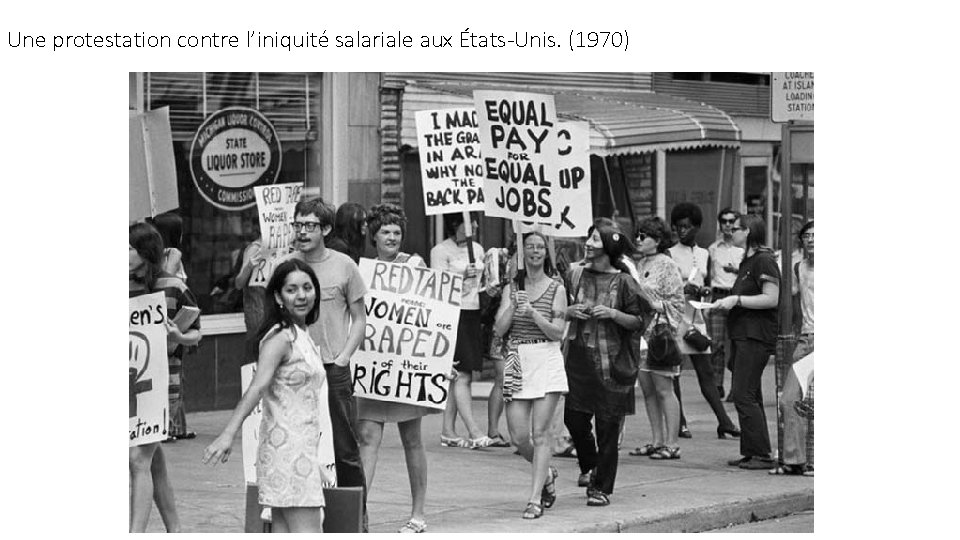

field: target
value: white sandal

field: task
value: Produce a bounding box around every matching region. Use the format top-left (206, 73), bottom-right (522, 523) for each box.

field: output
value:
top-left (398, 518), bottom-right (426, 533)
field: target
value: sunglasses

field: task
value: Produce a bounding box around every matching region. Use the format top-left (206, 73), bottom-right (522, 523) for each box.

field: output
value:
top-left (636, 233), bottom-right (658, 242)
top-left (719, 218), bottom-right (737, 224)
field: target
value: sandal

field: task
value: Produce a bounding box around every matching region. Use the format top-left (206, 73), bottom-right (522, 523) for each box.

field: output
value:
top-left (649, 446), bottom-right (681, 460)
top-left (487, 434), bottom-right (512, 447)
top-left (553, 445), bottom-right (577, 458)
top-left (522, 501), bottom-right (544, 519)
top-left (540, 466), bottom-right (558, 508)
top-left (629, 443), bottom-right (660, 456)
top-left (175, 431), bottom-right (197, 440)
top-left (440, 436), bottom-right (468, 448)
top-left (769, 464), bottom-right (806, 476)
top-left (469, 436), bottom-right (494, 449)
top-left (586, 488), bottom-right (610, 507)
top-left (398, 518), bottom-right (427, 533)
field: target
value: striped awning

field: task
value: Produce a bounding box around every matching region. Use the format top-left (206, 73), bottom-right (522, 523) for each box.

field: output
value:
top-left (397, 82), bottom-right (741, 156)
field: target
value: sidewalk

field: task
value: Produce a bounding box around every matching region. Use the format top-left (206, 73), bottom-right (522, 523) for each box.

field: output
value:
top-left (144, 366), bottom-right (813, 533)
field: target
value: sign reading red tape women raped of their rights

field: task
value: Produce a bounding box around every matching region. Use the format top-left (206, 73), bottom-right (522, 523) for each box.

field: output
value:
top-left (129, 292), bottom-right (169, 447)
top-left (473, 90), bottom-right (560, 224)
top-left (353, 259), bottom-right (463, 410)
top-left (253, 182), bottom-right (303, 257)
top-left (415, 108), bottom-right (485, 215)
top-left (240, 364), bottom-right (337, 487)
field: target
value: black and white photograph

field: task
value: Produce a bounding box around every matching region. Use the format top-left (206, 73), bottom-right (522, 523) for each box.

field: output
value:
top-left (128, 71), bottom-right (814, 533)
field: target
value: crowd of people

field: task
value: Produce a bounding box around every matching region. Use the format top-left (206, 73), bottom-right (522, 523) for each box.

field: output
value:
top-left (131, 197), bottom-right (814, 532)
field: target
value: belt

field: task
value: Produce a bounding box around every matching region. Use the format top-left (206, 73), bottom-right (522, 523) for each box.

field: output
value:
top-left (514, 338), bottom-right (550, 345)
top-left (712, 287), bottom-right (733, 295)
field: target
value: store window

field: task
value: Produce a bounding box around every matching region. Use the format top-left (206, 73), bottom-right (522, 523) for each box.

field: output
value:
top-left (144, 72), bottom-right (321, 315)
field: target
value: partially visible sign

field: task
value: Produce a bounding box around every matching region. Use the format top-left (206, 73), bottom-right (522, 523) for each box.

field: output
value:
top-left (129, 292), bottom-right (169, 447)
top-left (130, 107), bottom-right (179, 222)
top-left (415, 108), bottom-right (485, 215)
top-left (190, 107), bottom-right (282, 211)
top-left (352, 259), bottom-right (462, 410)
top-left (771, 72), bottom-right (814, 123)
top-left (253, 182), bottom-right (303, 257)
top-left (545, 121), bottom-right (592, 237)
top-left (474, 91), bottom-right (560, 224)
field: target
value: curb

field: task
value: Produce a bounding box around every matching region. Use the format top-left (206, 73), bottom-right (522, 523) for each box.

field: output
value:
top-left (574, 490), bottom-right (814, 533)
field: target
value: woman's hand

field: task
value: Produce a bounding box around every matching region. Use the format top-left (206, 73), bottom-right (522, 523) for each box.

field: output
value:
top-left (514, 290), bottom-right (531, 316)
top-left (590, 305), bottom-right (619, 320)
top-left (714, 295), bottom-right (739, 311)
top-left (567, 303), bottom-right (590, 320)
top-left (202, 432), bottom-right (235, 465)
top-left (166, 321), bottom-right (185, 346)
top-left (464, 263), bottom-right (480, 279)
top-left (448, 368), bottom-right (459, 381)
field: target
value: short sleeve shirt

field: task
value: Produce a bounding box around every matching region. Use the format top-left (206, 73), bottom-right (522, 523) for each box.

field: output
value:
top-left (668, 243), bottom-right (709, 287)
top-left (707, 240), bottom-right (744, 290)
top-left (727, 249), bottom-right (781, 345)
top-left (277, 249), bottom-right (367, 363)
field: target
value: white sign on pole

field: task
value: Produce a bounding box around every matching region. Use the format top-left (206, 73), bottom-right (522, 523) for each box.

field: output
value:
top-left (771, 72), bottom-right (814, 123)
top-left (253, 182), bottom-right (303, 257)
top-left (474, 91), bottom-right (560, 224)
top-left (415, 108), bottom-right (485, 215)
top-left (129, 107), bottom-right (179, 222)
top-left (352, 259), bottom-right (462, 410)
top-left (129, 292), bottom-right (170, 447)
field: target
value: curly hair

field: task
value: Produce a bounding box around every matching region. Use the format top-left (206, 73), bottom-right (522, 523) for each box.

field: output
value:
top-left (635, 217), bottom-right (672, 254)
top-left (367, 203), bottom-right (407, 247)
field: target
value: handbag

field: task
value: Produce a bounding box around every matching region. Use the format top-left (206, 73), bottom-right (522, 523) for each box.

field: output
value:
top-left (647, 310), bottom-right (683, 368)
top-left (678, 304), bottom-right (712, 354)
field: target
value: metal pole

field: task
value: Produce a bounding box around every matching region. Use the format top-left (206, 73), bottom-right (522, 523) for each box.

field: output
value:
top-left (776, 121), bottom-right (796, 467)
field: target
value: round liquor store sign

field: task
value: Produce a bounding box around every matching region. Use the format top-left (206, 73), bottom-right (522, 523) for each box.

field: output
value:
top-left (189, 107), bottom-right (282, 211)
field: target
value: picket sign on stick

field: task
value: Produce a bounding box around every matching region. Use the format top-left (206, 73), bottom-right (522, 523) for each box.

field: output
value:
top-left (462, 210), bottom-right (476, 264)
top-left (129, 292), bottom-right (170, 447)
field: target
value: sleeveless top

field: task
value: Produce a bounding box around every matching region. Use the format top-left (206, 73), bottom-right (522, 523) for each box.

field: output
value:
top-left (510, 279), bottom-right (559, 341)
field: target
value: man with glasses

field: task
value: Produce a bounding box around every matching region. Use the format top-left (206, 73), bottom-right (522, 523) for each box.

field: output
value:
top-left (277, 197), bottom-right (369, 528)
top-left (707, 208), bottom-right (745, 399)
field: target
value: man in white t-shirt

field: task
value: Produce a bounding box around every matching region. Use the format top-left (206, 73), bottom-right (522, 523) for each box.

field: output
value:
top-left (706, 208), bottom-right (745, 397)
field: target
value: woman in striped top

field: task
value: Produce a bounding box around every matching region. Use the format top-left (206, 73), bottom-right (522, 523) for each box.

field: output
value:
top-left (493, 231), bottom-right (568, 520)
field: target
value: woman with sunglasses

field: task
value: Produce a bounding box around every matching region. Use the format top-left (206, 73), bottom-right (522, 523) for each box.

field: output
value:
top-left (712, 214), bottom-right (781, 470)
top-left (629, 217), bottom-right (687, 461)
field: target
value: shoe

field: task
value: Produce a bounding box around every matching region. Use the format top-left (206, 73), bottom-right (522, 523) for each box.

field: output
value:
top-left (469, 436), bottom-right (494, 449)
top-left (678, 426), bottom-right (692, 439)
top-left (727, 456), bottom-right (750, 467)
top-left (629, 444), bottom-right (661, 456)
top-left (398, 518), bottom-right (427, 533)
top-left (440, 436), bottom-right (468, 448)
top-left (586, 488), bottom-right (610, 507)
top-left (738, 457), bottom-right (775, 470)
top-left (541, 466), bottom-right (558, 508)
top-left (162, 437), bottom-right (176, 444)
top-left (175, 431), bottom-right (197, 440)
top-left (717, 426), bottom-right (741, 439)
top-left (486, 434), bottom-right (512, 448)
top-left (649, 446), bottom-right (681, 460)
top-left (802, 467), bottom-right (814, 477)
top-left (769, 464), bottom-right (806, 476)
top-left (522, 501), bottom-right (544, 519)
top-left (553, 445), bottom-right (577, 458)
top-left (577, 468), bottom-right (596, 487)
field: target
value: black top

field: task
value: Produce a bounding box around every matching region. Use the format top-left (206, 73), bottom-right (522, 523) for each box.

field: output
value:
top-left (727, 248), bottom-right (780, 345)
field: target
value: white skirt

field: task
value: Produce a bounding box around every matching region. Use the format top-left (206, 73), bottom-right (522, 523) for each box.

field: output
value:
top-left (511, 341), bottom-right (568, 400)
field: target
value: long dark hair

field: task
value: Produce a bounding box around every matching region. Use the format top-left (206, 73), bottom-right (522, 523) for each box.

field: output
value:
top-left (256, 259), bottom-right (322, 343)
top-left (147, 211), bottom-right (183, 251)
top-left (741, 214), bottom-right (767, 249)
top-left (129, 221), bottom-right (165, 289)
top-left (594, 225), bottom-right (635, 275)
top-left (329, 202), bottom-right (367, 262)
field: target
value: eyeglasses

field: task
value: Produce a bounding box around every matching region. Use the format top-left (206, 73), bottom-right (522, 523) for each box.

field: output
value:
top-left (636, 233), bottom-right (656, 242)
top-left (292, 222), bottom-right (323, 232)
top-left (719, 218), bottom-right (737, 224)
top-left (801, 232), bottom-right (814, 240)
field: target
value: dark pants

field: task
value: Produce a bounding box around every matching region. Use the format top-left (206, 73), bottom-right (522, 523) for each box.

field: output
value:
top-left (729, 339), bottom-right (773, 458)
top-left (564, 408), bottom-right (623, 495)
top-left (324, 363), bottom-right (368, 529)
top-left (689, 353), bottom-right (737, 430)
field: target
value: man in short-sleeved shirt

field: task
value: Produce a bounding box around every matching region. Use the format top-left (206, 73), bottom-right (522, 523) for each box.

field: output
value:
top-left (274, 197), bottom-right (369, 528)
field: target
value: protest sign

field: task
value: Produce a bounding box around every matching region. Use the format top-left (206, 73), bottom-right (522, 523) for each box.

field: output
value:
top-left (415, 108), bottom-right (485, 215)
top-left (473, 91), bottom-right (559, 224)
top-left (353, 258), bottom-right (462, 410)
top-left (240, 360), bottom-right (338, 486)
top-left (130, 107), bottom-right (179, 222)
top-left (253, 182), bottom-right (303, 258)
top-left (129, 292), bottom-right (169, 447)
top-left (792, 351), bottom-right (815, 399)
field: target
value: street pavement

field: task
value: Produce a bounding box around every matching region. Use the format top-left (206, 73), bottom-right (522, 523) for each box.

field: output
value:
top-left (143, 365), bottom-right (813, 533)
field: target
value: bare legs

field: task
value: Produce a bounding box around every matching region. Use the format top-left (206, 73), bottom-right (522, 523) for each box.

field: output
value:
top-left (129, 443), bottom-right (180, 533)
top-left (358, 418), bottom-right (428, 523)
top-left (487, 358), bottom-right (506, 438)
top-left (272, 507), bottom-right (324, 533)
top-left (637, 371), bottom-right (680, 447)
top-left (442, 371), bottom-right (484, 440)
top-left (506, 393), bottom-right (561, 504)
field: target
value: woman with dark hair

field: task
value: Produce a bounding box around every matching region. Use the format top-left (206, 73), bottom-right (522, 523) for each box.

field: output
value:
top-left (326, 202), bottom-right (368, 264)
top-left (357, 203), bottom-right (435, 533)
top-left (148, 211), bottom-right (187, 282)
top-left (204, 259), bottom-right (335, 533)
top-left (129, 221), bottom-right (201, 532)
top-left (493, 231), bottom-right (568, 519)
top-left (431, 212), bottom-right (494, 448)
top-left (628, 217), bottom-right (688, 460)
top-left (713, 214), bottom-right (781, 470)
top-left (564, 225), bottom-right (648, 507)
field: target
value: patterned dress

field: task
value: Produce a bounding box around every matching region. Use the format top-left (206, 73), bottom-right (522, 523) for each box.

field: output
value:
top-left (634, 253), bottom-right (686, 377)
top-left (257, 324), bottom-right (336, 508)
